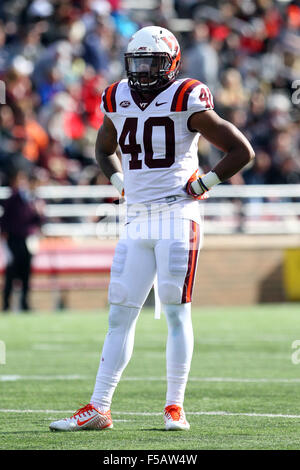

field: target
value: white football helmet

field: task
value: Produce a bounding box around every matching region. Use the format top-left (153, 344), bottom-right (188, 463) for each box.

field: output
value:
top-left (125, 26), bottom-right (181, 93)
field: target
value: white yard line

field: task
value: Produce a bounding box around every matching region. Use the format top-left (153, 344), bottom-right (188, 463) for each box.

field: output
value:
top-left (1, 374), bottom-right (300, 383)
top-left (123, 377), bottom-right (300, 383)
top-left (0, 375), bottom-right (85, 381)
top-left (1, 409), bottom-right (300, 419)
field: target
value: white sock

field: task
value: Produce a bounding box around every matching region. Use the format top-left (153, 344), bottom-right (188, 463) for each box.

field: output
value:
top-left (90, 304), bottom-right (140, 411)
top-left (163, 303), bottom-right (194, 408)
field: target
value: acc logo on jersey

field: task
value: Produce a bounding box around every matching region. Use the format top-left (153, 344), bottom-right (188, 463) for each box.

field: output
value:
top-left (120, 100), bottom-right (131, 108)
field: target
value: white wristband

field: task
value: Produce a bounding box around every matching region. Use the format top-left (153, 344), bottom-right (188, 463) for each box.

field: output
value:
top-left (191, 171), bottom-right (221, 195)
top-left (201, 171), bottom-right (221, 189)
top-left (110, 172), bottom-right (124, 195)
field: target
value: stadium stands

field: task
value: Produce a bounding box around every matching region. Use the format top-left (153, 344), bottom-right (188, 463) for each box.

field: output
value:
top-left (0, 0), bottom-right (299, 189)
top-left (0, 1), bottom-right (299, 310)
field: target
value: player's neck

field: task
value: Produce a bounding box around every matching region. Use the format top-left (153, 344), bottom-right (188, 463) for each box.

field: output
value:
top-left (136, 90), bottom-right (159, 101)
top-left (133, 81), bottom-right (173, 101)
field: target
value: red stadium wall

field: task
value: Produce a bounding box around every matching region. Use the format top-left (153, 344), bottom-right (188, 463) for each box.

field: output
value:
top-left (1, 235), bottom-right (295, 311)
top-left (193, 235), bottom-right (287, 306)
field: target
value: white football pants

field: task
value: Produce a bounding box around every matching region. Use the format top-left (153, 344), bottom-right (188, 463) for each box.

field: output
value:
top-left (91, 216), bottom-right (201, 411)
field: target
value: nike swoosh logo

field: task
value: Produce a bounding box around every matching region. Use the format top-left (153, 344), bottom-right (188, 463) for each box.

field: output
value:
top-left (77, 416), bottom-right (97, 426)
top-left (155, 101), bottom-right (167, 107)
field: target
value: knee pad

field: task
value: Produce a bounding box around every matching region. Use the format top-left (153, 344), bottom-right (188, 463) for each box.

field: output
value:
top-left (158, 282), bottom-right (182, 305)
top-left (108, 281), bottom-right (128, 305)
top-left (108, 281), bottom-right (146, 308)
top-left (108, 304), bottom-right (140, 330)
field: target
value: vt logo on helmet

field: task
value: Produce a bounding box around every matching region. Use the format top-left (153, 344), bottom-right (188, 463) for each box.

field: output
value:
top-left (125, 26), bottom-right (181, 93)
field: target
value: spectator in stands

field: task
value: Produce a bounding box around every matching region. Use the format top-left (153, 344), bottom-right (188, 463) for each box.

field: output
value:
top-left (0, 0), bottom-right (299, 193)
top-left (243, 150), bottom-right (274, 185)
top-left (217, 68), bottom-right (249, 112)
top-left (184, 20), bottom-right (219, 92)
top-left (0, 170), bottom-right (45, 312)
top-left (0, 105), bottom-right (32, 181)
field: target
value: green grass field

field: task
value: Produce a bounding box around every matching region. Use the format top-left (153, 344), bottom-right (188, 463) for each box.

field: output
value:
top-left (1, 304), bottom-right (300, 450)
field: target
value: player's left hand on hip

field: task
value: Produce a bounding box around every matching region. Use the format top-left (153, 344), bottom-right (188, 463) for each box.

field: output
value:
top-left (186, 170), bottom-right (210, 200)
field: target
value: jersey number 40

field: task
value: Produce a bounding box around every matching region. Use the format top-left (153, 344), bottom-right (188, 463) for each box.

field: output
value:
top-left (119, 117), bottom-right (175, 169)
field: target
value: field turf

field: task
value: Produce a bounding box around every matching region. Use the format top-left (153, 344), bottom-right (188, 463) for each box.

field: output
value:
top-left (0, 304), bottom-right (300, 450)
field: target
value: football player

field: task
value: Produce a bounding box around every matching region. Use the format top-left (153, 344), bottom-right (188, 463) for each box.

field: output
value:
top-left (50, 26), bottom-right (254, 432)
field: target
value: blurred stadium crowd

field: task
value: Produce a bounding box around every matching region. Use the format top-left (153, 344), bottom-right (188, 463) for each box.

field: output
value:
top-left (0, 0), bottom-right (299, 190)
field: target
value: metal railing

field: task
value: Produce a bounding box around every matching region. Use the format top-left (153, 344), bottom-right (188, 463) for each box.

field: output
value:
top-left (0, 185), bottom-right (299, 236)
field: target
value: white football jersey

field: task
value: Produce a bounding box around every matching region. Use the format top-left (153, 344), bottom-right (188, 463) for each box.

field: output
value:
top-left (100, 78), bottom-right (214, 220)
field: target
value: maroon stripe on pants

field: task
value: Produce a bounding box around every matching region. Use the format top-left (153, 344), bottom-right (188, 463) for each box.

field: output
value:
top-left (181, 221), bottom-right (200, 303)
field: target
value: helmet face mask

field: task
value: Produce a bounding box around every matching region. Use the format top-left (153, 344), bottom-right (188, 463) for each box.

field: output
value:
top-left (125, 26), bottom-right (181, 93)
top-left (125, 52), bottom-right (174, 92)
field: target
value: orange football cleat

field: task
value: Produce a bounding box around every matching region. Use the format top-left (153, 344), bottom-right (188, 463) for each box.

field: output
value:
top-left (49, 404), bottom-right (113, 431)
top-left (164, 405), bottom-right (190, 431)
